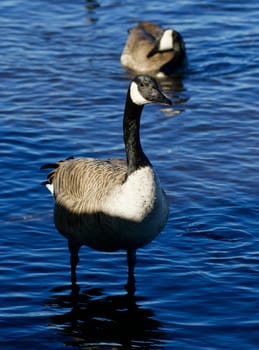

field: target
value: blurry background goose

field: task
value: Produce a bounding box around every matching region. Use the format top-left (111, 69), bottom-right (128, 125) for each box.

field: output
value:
top-left (120, 21), bottom-right (186, 77)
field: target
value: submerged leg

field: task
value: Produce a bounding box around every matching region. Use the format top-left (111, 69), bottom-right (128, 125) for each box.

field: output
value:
top-left (68, 240), bottom-right (80, 289)
top-left (125, 249), bottom-right (136, 295)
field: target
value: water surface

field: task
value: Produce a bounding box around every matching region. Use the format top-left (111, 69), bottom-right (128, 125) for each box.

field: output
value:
top-left (1, 1), bottom-right (259, 349)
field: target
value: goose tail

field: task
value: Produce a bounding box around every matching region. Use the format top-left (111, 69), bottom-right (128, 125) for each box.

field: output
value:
top-left (40, 157), bottom-right (74, 195)
top-left (40, 163), bottom-right (59, 170)
top-left (41, 164), bottom-right (56, 194)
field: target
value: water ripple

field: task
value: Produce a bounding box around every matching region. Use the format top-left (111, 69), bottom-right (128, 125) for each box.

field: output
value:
top-left (1, 0), bottom-right (259, 349)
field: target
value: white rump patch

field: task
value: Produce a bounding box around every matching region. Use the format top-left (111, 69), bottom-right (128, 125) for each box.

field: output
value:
top-left (45, 183), bottom-right (54, 195)
top-left (159, 29), bottom-right (173, 51)
top-left (130, 81), bottom-right (150, 105)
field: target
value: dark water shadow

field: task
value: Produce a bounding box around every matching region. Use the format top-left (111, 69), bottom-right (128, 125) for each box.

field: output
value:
top-left (84, 0), bottom-right (100, 24)
top-left (46, 285), bottom-right (167, 349)
top-left (122, 67), bottom-right (187, 92)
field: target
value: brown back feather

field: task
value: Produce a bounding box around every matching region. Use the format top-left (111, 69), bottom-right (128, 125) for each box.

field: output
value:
top-left (45, 158), bottom-right (127, 214)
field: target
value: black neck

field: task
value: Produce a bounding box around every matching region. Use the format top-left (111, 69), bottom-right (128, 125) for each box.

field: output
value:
top-left (123, 90), bottom-right (151, 175)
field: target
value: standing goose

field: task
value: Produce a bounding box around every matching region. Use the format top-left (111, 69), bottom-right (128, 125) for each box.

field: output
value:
top-left (121, 21), bottom-right (186, 77)
top-left (41, 75), bottom-right (171, 294)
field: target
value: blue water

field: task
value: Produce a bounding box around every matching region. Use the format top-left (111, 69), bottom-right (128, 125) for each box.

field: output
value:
top-left (1, 0), bottom-right (259, 349)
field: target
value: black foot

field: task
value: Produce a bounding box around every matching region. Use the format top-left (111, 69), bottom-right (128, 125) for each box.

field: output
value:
top-left (125, 279), bottom-right (136, 296)
top-left (71, 282), bottom-right (80, 298)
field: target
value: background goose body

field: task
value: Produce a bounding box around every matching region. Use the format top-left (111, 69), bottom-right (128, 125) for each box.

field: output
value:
top-left (121, 21), bottom-right (186, 76)
top-left (42, 75), bottom-right (171, 293)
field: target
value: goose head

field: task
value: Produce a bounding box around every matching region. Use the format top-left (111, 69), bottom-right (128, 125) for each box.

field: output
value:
top-left (147, 29), bottom-right (185, 58)
top-left (129, 75), bottom-right (172, 106)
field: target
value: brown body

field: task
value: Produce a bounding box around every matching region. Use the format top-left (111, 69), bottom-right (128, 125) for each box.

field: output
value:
top-left (45, 157), bottom-right (168, 252)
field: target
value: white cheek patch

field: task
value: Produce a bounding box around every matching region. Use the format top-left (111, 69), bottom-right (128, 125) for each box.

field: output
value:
top-left (130, 81), bottom-right (150, 105)
top-left (159, 29), bottom-right (173, 51)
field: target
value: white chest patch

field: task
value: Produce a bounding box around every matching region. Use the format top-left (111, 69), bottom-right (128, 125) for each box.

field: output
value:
top-left (102, 166), bottom-right (160, 222)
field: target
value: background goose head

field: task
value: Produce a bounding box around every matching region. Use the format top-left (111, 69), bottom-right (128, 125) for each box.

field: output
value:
top-left (147, 29), bottom-right (185, 58)
top-left (129, 75), bottom-right (172, 106)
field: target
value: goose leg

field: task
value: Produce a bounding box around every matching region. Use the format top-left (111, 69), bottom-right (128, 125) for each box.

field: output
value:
top-left (68, 240), bottom-right (80, 288)
top-left (125, 249), bottom-right (136, 295)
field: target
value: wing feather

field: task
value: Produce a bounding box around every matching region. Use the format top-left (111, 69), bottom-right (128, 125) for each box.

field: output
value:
top-left (42, 157), bottom-right (127, 213)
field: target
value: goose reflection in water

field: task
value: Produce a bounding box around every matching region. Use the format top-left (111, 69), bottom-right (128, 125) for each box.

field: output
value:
top-left (46, 286), bottom-right (166, 349)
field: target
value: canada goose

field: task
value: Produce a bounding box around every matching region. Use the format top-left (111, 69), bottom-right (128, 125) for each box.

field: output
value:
top-left (121, 21), bottom-right (186, 77)
top-left (41, 75), bottom-right (171, 294)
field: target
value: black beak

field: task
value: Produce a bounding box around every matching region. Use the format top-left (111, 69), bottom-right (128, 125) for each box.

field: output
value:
top-left (153, 88), bottom-right (172, 106)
